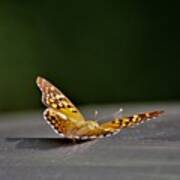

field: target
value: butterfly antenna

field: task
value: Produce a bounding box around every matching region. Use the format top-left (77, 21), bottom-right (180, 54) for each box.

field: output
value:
top-left (114, 108), bottom-right (123, 119)
top-left (94, 110), bottom-right (99, 120)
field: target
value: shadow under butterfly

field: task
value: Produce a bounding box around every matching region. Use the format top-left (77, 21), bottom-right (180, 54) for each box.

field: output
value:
top-left (5, 137), bottom-right (95, 150)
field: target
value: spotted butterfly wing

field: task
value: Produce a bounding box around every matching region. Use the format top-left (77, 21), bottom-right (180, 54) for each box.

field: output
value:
top-left (36, 76), bottom-right (86, 123)
top-left (99, 110), bottom-right (164, 133)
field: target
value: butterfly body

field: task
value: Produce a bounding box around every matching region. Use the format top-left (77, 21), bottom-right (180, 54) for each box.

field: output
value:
top-left (36, 76), bottom-right (164, 140)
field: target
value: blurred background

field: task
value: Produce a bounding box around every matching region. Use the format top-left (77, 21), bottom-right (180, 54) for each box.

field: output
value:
top-left (0, 0), bottom-right (177, 112)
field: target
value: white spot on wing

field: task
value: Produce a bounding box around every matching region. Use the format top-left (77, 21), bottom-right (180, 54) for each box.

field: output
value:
top-left (89, 136), bottom-right (97, 139)
top-left (98, 135), bottom-right (104, 138)
top-left (112, 131), bottom-right (120, 135)
top-left (81, 136), bottom-right (89, 140)
top-left (105, 133), bottom-right (112, 137)
top-left (74, 136), bottom-right (80, 139)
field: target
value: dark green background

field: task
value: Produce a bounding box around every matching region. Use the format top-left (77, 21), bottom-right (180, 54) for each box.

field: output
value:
top-left (0, 1), bottom-right (178, 112)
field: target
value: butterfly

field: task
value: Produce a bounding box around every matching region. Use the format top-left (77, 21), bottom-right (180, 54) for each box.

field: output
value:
top-left (36, 76), bottom-right (164, 140)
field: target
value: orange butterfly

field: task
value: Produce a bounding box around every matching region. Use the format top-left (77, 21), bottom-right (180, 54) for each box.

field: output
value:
top-left (36, 76), bottom-right (164, 140)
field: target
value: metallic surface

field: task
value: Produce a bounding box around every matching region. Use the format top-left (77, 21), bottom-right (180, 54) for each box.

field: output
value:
top-left (0, 103), bottom-right (180, 180)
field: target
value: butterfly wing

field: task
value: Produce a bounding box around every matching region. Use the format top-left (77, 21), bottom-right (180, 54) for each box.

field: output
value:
top-left (43, 108), bottom-right (86, 138)
top-left (74, 110), bottom-right (164, 139)
top-left (36, 76), bottom-right (86, 123)
top-left (100, 110), bottom-right (164, 131)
